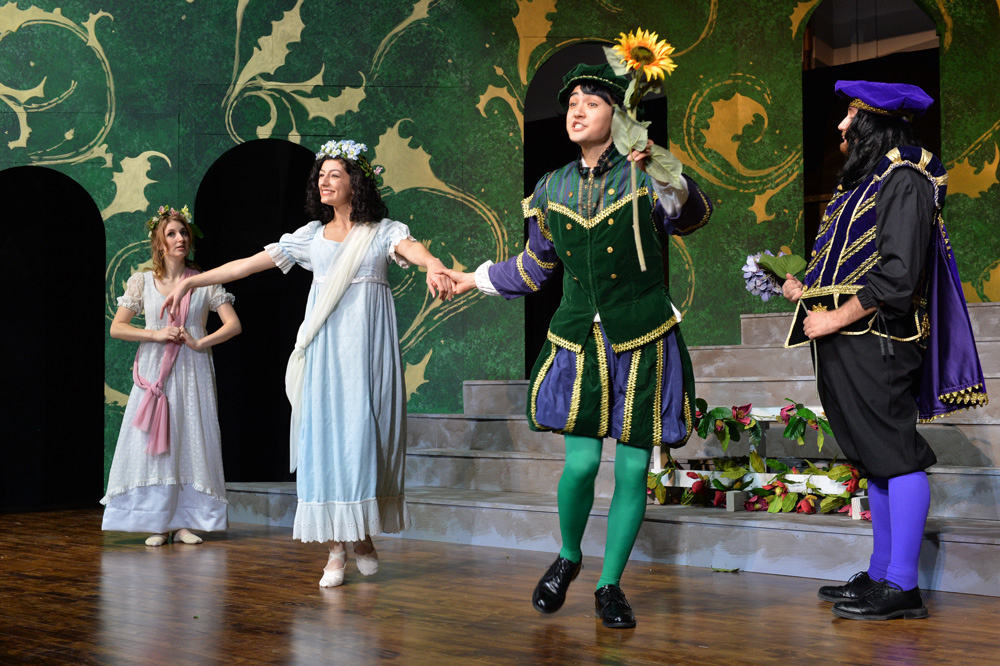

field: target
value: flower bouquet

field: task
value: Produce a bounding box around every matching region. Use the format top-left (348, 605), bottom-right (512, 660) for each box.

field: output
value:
top-left (742, 249), bottom-right (806, 302)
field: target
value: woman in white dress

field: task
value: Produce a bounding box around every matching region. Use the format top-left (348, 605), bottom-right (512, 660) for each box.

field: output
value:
top-left (103, 206), bottom-right (242, 546)
top-left (161, 140), bottom-right (453, 586)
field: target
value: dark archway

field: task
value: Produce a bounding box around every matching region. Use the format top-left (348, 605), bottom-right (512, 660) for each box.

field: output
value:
top-left (523, 43), bottom-right (672, 376)
top-left (802, 0), bottom-right (941, 252)
top-left (195, 139), bottom-right (316, 482)
top-left (0, 166), bottom-right (104, 512)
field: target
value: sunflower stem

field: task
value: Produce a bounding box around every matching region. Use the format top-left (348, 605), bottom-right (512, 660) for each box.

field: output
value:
top-left (631, 159), bottom-right (647, 272)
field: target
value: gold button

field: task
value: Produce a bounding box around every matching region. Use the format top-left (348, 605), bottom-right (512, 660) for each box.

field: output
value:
top-left (811, 250), bottom-right (817, 257)
top-left (565, 223), bottom-right (572, 230)
top-left (608, 219), bottom-right (614, 225)
top-left (566, 250), bottom-right (572, 257)
top-left (611, 273), bottom-right (618, 279)
top-left (568, 192), bottom-right (574, 198)
top-left (607, 246), bottom-right (614, 253)
top-left (573, 276), bottom-right (579, 281)
top-left (607, 188), bottom-right (615, 196)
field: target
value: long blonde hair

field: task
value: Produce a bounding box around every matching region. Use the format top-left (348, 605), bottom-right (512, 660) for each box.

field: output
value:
top-left (149, 211), bottom-right (199, 280)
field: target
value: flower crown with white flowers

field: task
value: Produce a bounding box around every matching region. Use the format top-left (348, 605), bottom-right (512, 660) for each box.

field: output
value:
top-left (316, 139), bottom-right (384, 185)
top-left (146, 204), bottom-right (204, 239)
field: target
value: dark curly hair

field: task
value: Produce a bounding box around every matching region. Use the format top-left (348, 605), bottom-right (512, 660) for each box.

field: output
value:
top-left (577, 81), bottom-right (624, 109)
top-left (839, 108), bottom-right (920, 190)
top-left (304, 155), bottom-right (389, 223)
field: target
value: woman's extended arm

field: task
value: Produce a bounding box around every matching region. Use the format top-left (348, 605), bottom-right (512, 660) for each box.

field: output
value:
top-left (162, 250), bottom-right (276, 318)
top-left (181, 302), bottom-right (242, 351)
top-left (394, 238), bottom-right (455, 300)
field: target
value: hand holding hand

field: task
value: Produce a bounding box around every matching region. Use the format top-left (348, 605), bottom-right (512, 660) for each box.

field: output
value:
top-left (153, 326), bottom-right (183, 344)
top-left (425, 258), bottom-right (456, 301)
top-left (441, 268), bottom-right (478, 296)
top-left (782, 273), bottom-right (804, 303)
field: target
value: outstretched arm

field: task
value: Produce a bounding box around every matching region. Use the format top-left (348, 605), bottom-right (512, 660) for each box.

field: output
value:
top-left (395, 238), bottom-right (455, 300)
top-left (161, 250), bottom-right (276, 318)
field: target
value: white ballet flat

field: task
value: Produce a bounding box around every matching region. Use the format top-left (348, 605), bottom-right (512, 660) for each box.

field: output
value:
top-left (145, 534), bottom-right (168, 547)
top-left (172, 529), bottom-right (203, 545)
top-left (320, 550), bottom-right (347, 588)
top-left (354, 544), bottom-right (379, 576)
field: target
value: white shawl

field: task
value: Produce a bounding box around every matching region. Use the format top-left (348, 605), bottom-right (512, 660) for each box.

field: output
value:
top-left (285, 222), bottom-right (380, 472)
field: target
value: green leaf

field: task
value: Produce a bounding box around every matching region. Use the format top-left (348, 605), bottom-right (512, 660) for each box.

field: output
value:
top-left (717, 428), bottom-right (731, 452)
top-left (755, 253), bottom-right (807, 280)
top-left (819, 419), bottom-right (834, 436)
top-left (655, 484), bottom-right (667, 504)
top-left (749, 451), bottom-right (767, 473)
top-left (695, 398), bottom-right (708, 414)
top-left (721, 467), bottom-right (749, 480)
top-left (816, 429), bottom-right (825, 452)
top-left (611, 108), bottom-right (649, 155)
top-left (644, 144), bottom-right (684, 188)
top-left (767, 496), bottom-right (782, 513)
top-left (711, 478), bottom-right (728, 491)
top-left (765, 458), bottom-right (789, 474)
top-left (602, 45), bottom-right (630, 76)
top-left (624, 78), bottom-right (640, 110)
top-left (782, 493), bottom-right (798, 512)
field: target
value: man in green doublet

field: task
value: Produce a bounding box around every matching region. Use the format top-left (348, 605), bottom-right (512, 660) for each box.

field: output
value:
top-left (448, 62), bottom-right (712, 628)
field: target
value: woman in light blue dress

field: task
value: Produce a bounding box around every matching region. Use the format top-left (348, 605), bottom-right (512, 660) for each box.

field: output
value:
top-left (163, 140), bottom-right (453, 586)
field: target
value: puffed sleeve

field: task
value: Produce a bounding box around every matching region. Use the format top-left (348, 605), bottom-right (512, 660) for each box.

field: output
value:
top-left (486, 175), bottom-right (561, 299)
top-left (654, 174), bottom-right (712, 236)
top-left (264, 221), bottom-right (321, 274)
top-left (117, 271), bottom-right (146, 313)
top-left (207, 283), bottom-right (236, 312)
top-left (379, 219), bottom-right (417, 268)
top-left (856, 167), bottom-right (934, 318)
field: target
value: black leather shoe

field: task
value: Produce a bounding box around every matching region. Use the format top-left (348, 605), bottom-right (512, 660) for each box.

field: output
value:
top-left (594, 584), bottom-right (636, 628)
top-left (532, 556), bottom-right (581, 613)
top-left (818, 571), bottom-right (877, 602)
top-left (832, 580), bottom-right (928, 620)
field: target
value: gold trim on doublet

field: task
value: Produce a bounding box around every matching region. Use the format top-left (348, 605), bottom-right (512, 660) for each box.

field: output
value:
top-left (621, 348), bottom-right (642, 443)
top-left (611, 316), bottom-right (678, 353)
top-left (548, 187), bottom-right (651, 230)
top-left (593, 323), bottom-right (610, 437)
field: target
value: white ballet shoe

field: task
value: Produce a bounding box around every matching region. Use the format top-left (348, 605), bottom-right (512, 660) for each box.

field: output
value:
top-left (353, 542), bottom-right (379, 576)
top-left (320, 550), bottom-right (347, 588)
top-left (145, 534), bottom-right (168, 547)
top-left (172, 529), bottom-right (203, 545)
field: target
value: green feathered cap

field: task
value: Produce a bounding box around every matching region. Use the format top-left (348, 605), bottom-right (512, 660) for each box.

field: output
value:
top-left (557, 62), bottom-right (629, 111)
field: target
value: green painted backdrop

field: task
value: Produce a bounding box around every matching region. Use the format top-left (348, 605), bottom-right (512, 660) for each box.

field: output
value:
top-left (1, 0), bottom-right (998, 478)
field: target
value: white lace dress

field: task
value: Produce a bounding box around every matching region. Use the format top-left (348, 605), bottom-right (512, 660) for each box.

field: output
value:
top-left (101, 271), bottom-right (234, 533)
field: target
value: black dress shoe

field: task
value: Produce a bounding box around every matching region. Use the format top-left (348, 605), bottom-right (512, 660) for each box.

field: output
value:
top-left (832, 580), bottom-right (928, 620)
top-left (532, 556), bottom-right (581, 613)
top-left (817, 571), bottom-right (877, 602)
top-left (594, 584), bottom-right (636, 628)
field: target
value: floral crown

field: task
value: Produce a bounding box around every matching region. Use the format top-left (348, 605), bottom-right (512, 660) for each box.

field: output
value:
top-left (315, 139), bottom-right (384, 186)
top-left (146, 204), bottom-right (204, 239)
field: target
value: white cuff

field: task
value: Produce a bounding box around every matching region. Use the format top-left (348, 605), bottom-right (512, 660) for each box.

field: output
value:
top-left (474, 261), bottom-right (500, 296)
top-left (652, 176), bottom-right (689, 218)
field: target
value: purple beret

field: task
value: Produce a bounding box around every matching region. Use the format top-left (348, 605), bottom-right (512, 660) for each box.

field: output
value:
top-left (834, 80), bottom-right (934, 121)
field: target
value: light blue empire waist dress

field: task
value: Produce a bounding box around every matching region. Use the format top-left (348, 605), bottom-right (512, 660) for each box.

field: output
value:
top-left (266, 219), bottom-right (413, 543)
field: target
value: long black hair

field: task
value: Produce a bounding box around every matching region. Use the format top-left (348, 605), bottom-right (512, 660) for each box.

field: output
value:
top-left (839, 109), bottom-right (921, 189)
top-left (304, 156), bottom-right (388, 223)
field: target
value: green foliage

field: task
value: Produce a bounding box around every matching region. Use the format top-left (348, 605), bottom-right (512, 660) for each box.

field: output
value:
top-left (755, 253), bottom-right (806, 279)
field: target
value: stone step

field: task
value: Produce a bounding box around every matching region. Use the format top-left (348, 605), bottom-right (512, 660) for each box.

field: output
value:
top-left (739, 303), bottom-right (1000, 347)
top-left (405, 448), bottom-right (615, 498)
top-left (463, 380), bottom-right (530, 416)
top-left (689, 338), bottom-right (1000, 380)
top-left (396, 486), bottom-right (1000, 597)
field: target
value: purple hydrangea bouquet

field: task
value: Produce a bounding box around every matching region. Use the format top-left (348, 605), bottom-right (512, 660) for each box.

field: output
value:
top-left (742, 250), bottom-right (806, 302)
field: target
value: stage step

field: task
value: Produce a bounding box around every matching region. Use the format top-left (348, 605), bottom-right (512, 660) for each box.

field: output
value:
top-left (222, 482), bottom-right (1000, 598)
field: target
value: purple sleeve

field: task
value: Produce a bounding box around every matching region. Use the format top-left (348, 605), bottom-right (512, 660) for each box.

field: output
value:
top-left (488, 190), bottom-right (560, 299)
top-left (656, 175), bottom-right (712, 236)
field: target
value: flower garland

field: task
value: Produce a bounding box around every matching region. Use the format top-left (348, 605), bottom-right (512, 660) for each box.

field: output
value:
top-left (315, 139), bottom-right (384, 186)
top-left (146, 204), bottom-right (203, 239)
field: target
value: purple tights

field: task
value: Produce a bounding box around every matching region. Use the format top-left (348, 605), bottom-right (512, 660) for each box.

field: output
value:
top-left (866, 471), bottom-right (930, 591)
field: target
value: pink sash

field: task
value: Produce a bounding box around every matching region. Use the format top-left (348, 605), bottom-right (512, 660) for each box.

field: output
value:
top-left (131, 269), bottom-right (197, 455)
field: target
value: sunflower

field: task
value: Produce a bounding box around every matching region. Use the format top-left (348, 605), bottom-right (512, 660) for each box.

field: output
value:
top-left (613, 28), bottom-right (677, 81)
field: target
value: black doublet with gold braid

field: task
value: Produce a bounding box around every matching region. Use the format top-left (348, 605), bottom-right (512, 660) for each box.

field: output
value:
top-left (786, 147), bottom-right (947, 348)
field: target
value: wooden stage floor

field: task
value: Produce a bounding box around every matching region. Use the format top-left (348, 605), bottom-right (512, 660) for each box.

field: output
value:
top-left (1, 509), bottom-right (997, 665)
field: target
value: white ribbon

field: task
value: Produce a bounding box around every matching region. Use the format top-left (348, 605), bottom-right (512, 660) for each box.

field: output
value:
top-left (285, 222), bottom-right (380, 472)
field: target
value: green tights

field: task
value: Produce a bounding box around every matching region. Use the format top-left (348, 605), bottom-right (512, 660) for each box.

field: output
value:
top-left (556, 434), bottom-right (652, 589)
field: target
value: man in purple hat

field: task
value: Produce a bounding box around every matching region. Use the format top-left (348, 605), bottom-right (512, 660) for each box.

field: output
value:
top-left (782, 80), bottom-right (988, 620)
